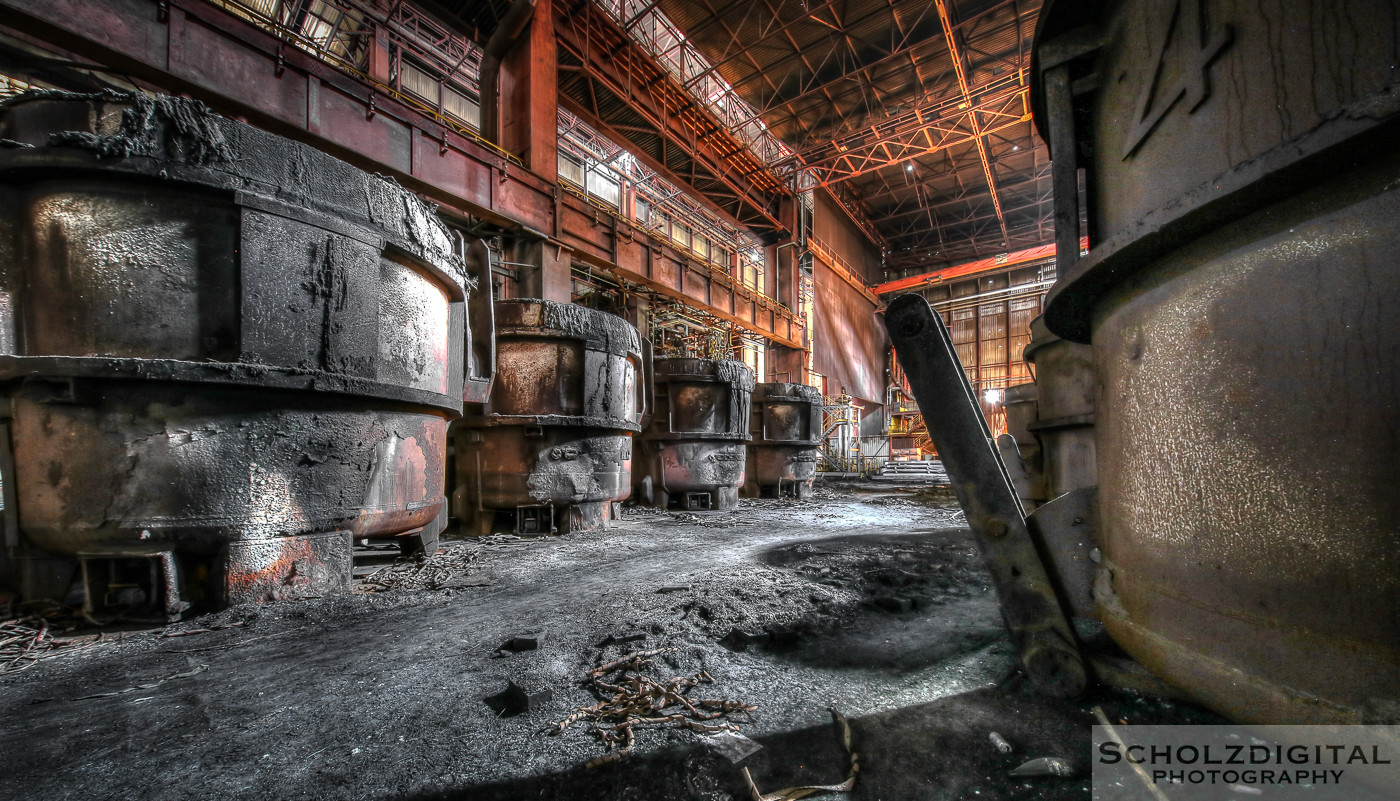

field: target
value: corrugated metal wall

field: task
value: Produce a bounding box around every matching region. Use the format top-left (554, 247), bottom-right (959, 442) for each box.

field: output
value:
top-left (918, 261), bottom-right (1055, 434)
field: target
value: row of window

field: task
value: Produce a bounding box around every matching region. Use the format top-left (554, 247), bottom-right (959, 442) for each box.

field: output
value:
top-left (560, 153), bottom-right (765, 292)
top-left (399, 60), bottom-right (480, 130)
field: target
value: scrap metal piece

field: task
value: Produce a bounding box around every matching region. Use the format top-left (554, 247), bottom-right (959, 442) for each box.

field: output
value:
top-left (500, 635), bottom-right (540, 653)
top-left (484, 680), bottom-right (553, 717)
top-left (883, 293), bottom-right (1086, 699)
top-left (550, 648), bottom-right (754, 757)
top-left (1009, 757), bottom-right (1075, 778)
top-left (705, 730), bottom-right (764, 764)
top-left (597, 631), bottom-right (647, 648)
top-left (741, 708), bottom-right (858, 801)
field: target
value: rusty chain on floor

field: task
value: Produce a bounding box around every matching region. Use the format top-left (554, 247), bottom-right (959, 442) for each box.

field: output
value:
top-left (548, 647), bottom-right (757, 765)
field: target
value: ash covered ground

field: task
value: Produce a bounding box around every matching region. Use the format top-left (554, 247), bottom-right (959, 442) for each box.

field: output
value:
top-left (0, 481), bottom-right (1220, 800)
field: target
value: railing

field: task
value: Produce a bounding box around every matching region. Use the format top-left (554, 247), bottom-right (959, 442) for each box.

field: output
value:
top-left (558, 183), bottom-right (799, 324)
top-left (205, 0), bottom-right (520, 166)
top-left (807, 236), bottom-right (879, 304)
top-left (817, 451), bottom-right (879, 476)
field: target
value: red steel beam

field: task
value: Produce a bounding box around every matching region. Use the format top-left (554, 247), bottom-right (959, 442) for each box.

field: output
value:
top-left (872, 236), bottom-right (1086, 295)
top-left (0, 0), bottom-right (557, 232)
top-left (935, 0), bottom-right (1009, 245)
top-left (557, 188), bottom-right (802, 347)
top-left (772, 74), bottom-right (1026, 176)
top-left (809, 113), bottom-right (1025, 188)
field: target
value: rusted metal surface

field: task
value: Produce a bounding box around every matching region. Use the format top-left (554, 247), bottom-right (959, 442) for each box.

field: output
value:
top-left (0, 90), bottom-right (470, 613)
top-left (638, 358), bottom-right (754, 512)
top-left (1034, 0), bottom-right (1400, 723)
top-left (554, 0), bottom-right (790, 240)
top-left (883, 294), bottom-right (1086, 699)
top-left (1022, 316), bottom-right (1095, 500)
top-left (225, 531), bottom-right (353, 606)
top-left (452, 299), bottom-right (643, 535)
top-left (1001, 382), bottom-right (1045, 508)
top-left (0, 0), bottom-right (558, 234)
top-left (742, 383), bottom-right (822, 500)
top-left (1023, 487), bottom-right (1097, 620)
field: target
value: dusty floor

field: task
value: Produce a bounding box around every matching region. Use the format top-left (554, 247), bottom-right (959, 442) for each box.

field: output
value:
top-left (0, 481), bottom-right (1221, 800)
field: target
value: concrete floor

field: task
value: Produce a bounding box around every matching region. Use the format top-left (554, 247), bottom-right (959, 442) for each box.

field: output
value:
top-left (0, 481), bottom-right (1220, 800)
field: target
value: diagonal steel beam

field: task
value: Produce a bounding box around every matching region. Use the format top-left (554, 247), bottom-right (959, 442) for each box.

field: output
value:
top-left (884, 293), bottom-right (1086, 698)
top-left (935, 0), bottom-right (1009, 245)
top-left (727, 0), bottom-right (942, 129)
top-left (773, 78), bottom-right (1028, 187)
top-left (554, 0), bottom-right (789, 238)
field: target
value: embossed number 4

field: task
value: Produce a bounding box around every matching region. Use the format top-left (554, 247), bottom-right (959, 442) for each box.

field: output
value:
top-left (1122, 0), bottom-right (1233, 158)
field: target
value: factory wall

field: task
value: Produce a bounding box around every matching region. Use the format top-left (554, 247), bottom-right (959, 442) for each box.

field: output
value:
top-left (809, 191), bottom-right (887, 407)
top-left (811, 190), bottom-right (880, 281)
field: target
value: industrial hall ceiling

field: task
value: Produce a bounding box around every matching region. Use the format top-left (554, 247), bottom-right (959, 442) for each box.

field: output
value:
top-left (432, 0), bottom-right (1050, 273)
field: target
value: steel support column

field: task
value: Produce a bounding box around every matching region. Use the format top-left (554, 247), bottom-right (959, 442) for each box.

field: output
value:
top-left (482, 0), bottom-right (557, 178)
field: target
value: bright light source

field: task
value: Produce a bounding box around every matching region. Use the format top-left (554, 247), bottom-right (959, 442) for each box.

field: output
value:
top-left (1013, 145), bottom-right (1020, 151)
top-left (905, 164), bottom-right (914, 171)
top-left (983, 389), bottom-right (1003, 404)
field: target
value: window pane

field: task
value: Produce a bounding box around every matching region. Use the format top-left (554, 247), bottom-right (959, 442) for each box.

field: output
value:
top-left (401, 61), bottom-right (439, 105)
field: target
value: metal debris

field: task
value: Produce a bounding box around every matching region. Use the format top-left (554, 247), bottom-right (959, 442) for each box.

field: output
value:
top-left (156, 621), bottom-right (248, 639)
top-left (0, 617), bottom-right (120, 674)
top-left (1092, 706), bottom-right (1171, 801)
top-left (355, 537), bottom-right (529, 593)
top-left (548, 647), bottom-right (756, 759)
top-left (1008, 756), bottom-right (1075, 778)
top-left (360, 550), bottom-right (477, 592)
top-left (669, 511), bottom-right (757, 529)
top-left (989, 731), bottom-right (1013, 753)
top-left (498, 636), bottom-right (540, 653)
top-left (0, 620), bottom-right (54, 675)
top-left (597, 632), bottom-right (647, 648)
top-left (742, 708), bottom-right (859, 801)
top-left (485, 680), bottom-right (553, 717)
top-left (705, 730), bottom-right (764, 764)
